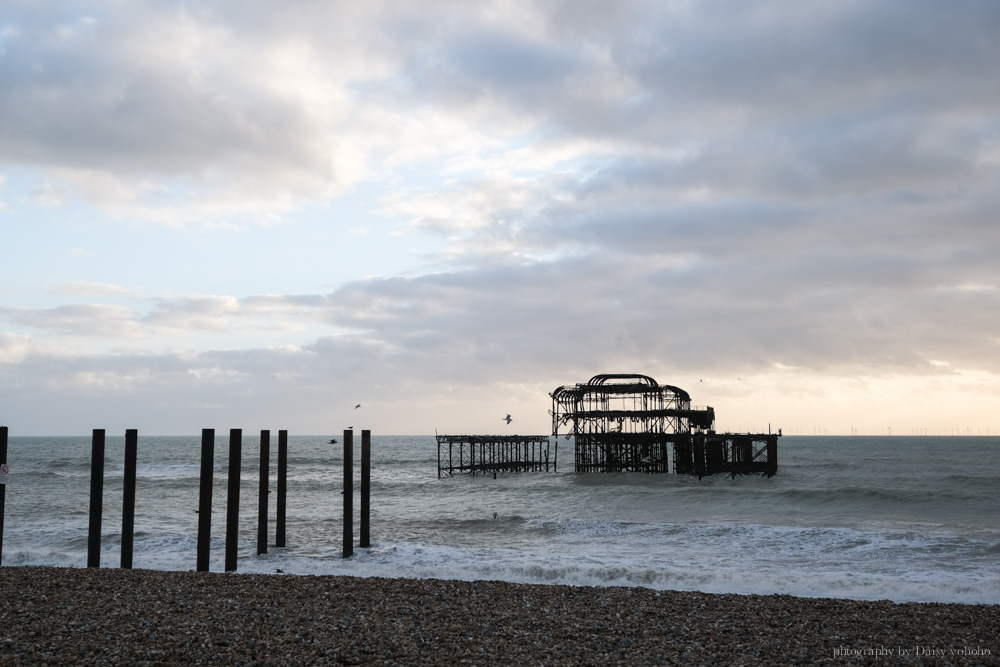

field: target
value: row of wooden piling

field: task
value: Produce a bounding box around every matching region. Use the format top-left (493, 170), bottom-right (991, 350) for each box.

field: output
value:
top-left (84, 428), bottom-right (288, 572)
top-left (193, 428), bottom-right (289, 572)
top-left (0, 426), bottom-right (372, 569)
top-left (342, 429), bottom-right (373, 559)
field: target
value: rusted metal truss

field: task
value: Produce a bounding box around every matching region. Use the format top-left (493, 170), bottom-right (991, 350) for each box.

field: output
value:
top-left (550, 373), bottom-right (778, 477)
top-left (436, 434), bottom-right (555, 478)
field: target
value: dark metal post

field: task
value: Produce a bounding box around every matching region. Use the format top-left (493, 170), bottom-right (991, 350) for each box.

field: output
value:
top-left (276, 430), bottom-right (287, 548)
top-left (767, 435), bottom-right (778, 478)
top-left (257, 429), bottom-right (270, 555)
top-left (0, 426), bottom-right (8, 566)
top-left (87, 429), bottom-right (105, 568)
top-left (343, 429), bottom-right (353, 558)
top-left (225, 428), bottom-right (242, 572)
top-left (360, 430), bottom-right (371, 548)
top-left (197, 428), bottom-right (214, 572)
top-left (121, 429), bottom-right (138, 569)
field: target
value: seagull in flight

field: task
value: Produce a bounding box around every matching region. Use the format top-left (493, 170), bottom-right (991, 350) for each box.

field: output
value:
top-left (355, 404), bottom-right (361, 409)
top-left (503, 414), bottom-right (513, 424)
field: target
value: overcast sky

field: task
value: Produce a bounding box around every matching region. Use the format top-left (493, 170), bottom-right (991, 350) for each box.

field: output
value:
top-left (2, 0), bottom-right (998, 436)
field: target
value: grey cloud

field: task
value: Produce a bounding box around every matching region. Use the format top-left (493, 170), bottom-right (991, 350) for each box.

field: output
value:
top-left (4, 1), bottom-right (998, 216)
top-left (614, 2), bottom-right (1000, 128)
top-left (2, 0), bottom-right (999, 431)
top-left (10, 248), bottom-right (994, 415)
top-left (301, 255), bottom-right (998, 380)
top-left (2, 251), bottom-right (996, 434)
top-left (0, 304), bottom-right (140, 337)
top-left (0, 294), bottom-right (321, 339)
top-left (412, 27), bottom-right (584, 106)
top-left (143, 296), bottom-right (240, 331)
top-left (0, 9), bottom-right (324, 176)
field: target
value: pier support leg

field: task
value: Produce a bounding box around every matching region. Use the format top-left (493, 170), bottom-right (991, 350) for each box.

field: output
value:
top-left (276, 430), bottom-right (287, 548)
top-left (0, 426), bottom-right (8, 566)
top-left (197, 428), bottom-right (215, 572)
top-left (343, 429), bottom-right (353, 558)
top-left (257, 430), bottom-right (270, 556)
top-left (87, 429), bottom-right (105, 568)
top-left (121, 429), bottom-right (138, 569)
top-left (225, 428), bottom-right (242, 572)
top-left (360, 430), bottom-right (370, 548)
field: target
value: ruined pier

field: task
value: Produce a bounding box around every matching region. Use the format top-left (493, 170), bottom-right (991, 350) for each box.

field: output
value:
top-left (436, 434), bottom-right (555, 478)
top-left (551, 373), bottom-right (778, 478)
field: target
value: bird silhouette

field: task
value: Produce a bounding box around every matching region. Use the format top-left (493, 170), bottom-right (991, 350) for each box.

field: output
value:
top-left (355, 404), bottom-right (361, 409)
top-left (503, 414), bottom-right (512, 425)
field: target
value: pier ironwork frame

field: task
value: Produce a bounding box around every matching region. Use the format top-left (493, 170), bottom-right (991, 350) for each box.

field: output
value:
top-left (436, 434), bottom-right (555, 478)
top-left (551, 374), bottom-right (777, 477)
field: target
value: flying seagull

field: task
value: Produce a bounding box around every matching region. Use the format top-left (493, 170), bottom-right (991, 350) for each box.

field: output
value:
top-left (355, 404), bottom-right (361, 409)
top-left (503, 414), bottom-right (512, 424)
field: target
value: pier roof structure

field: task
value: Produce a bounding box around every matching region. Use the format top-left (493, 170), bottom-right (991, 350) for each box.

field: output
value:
top-left (550, 373), bottom-right (777, 477)
top-left (550, 373), bottom-right (715, 438)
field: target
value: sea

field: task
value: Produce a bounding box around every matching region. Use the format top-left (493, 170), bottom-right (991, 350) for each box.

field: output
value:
top-left (1, 434), bottom-right (998, 605)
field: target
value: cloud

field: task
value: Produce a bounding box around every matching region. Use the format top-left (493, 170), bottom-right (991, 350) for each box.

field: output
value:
top-left (0, 304), bottom-right (141, 338)
top-left (3, 1), bottom-right (998, 226)
top-left (50, 281), bottom-right (129, 297)
top-left (143, 295), bottom-right (241, 332)
top-left (1, 0), bottom-right (999, 433)
top-left (0, 331), bottom-right (32, 364)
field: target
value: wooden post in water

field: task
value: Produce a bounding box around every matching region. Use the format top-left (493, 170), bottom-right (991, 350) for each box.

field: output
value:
top-left (120, 429), bottom-right (138, 569)
top-left (225, 428), bottom-right (242, 572)
top-left (342, 429), bottom-right (353, 558)
top-left (197, 428), bottom-right (214, 572)
top-left (0, 426), bottom-right (8, 566)
top-left (257, 429), bottom-right (270, 555)
top-left (360, 430), bottom-right (371, 548)
top-left (87, 429), bottom-right (105, 568)
top-left (276, 430), bottom-right (287, 548)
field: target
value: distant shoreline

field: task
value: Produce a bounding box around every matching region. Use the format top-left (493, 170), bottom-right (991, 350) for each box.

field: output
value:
top-left (2, 566), bottom-right (997, 665)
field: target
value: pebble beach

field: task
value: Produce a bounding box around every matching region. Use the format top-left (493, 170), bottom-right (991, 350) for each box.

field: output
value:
top-left (1, 567), bottom-right (997, 665)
